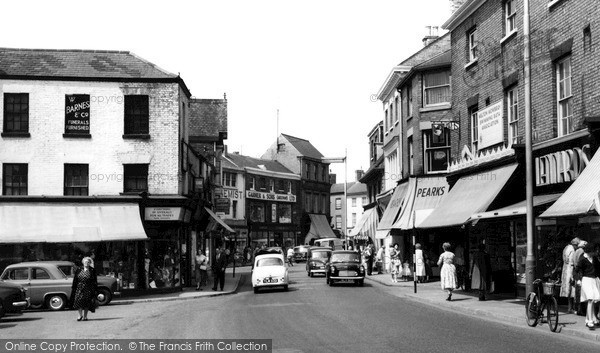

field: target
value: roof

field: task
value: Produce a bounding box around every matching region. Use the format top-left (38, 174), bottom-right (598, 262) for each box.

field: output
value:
top-left (281, 134), bottom-right (324, 159)
top-left (347, 182), bottom-right (367, 195)
top-left (331, 182), bottom-right (356, 194)
top-left (225, 153), bottom-right (294, 174)
top-left (397, 50), bottom-right (452, 89)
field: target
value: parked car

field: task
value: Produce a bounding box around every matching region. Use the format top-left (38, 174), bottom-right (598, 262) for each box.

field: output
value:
top-left (0, 261), bottom-right (120, 310)
top-left (326, 250), bottom-right (365, 286)
top-left (0, 281), bottom-right (29, 319)
top-left (313, 238), bottom-right (344, 250)
top-left (252, 253), bottom-right (289, 293)
top-left (306, 247), bottom-right (332, 277)
top-left (293, 245), bottom-right (310, 263)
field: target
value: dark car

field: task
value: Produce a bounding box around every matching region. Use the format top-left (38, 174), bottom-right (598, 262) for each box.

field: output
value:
top-left (326, 250), bottom-right (365, 286)
top-left (1, 261), bottom-right (120, 310)
top-left (293, 245), bottom-right (310, 263)
top-left (306, 247), bottom-right (332, 277)
top-left (0, 281), bottom-right (29, 319)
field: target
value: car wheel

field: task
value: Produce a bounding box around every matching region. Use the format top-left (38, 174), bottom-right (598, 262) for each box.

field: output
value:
top-left (46, 294), bottom-right (67, 311)
top-left (96, 288), bottom-right (112, 306)
top-left (253, 287), bottom-right (259, 294)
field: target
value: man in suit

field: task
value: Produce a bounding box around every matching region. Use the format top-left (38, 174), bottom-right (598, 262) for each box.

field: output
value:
top-left (212, 247), bottom-right (228, 291)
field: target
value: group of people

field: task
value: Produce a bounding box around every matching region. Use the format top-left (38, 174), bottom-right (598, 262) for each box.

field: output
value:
top-left (560, 238), bottom-right (600, 329)
top-left (194, 247), bottom-right (229, 292)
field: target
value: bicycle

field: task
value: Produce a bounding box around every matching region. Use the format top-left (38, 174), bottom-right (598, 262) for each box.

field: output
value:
top-left (525, 279), bottom-right (559, 332)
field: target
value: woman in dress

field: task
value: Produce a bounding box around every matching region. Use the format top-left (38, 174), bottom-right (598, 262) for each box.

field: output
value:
top-left (437, 242), bottom-right (457, 301)
top-left (575, 242), bottom-right (600, 329)
top-left (470, 243), bottom-right (492, 301)
top-left (560, 237), bottom-right (580, 313)
top-left (390, 243), bottom-right (402, 283)
top-left (70, 256), bottom-right (98, 321)
top-left (415, 243), bottom-right (426, 283)
top-left (195, 249), bottom-right (208, 290)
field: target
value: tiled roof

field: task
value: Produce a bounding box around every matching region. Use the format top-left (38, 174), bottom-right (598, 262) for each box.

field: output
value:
top-left (347, 182), bottom-right (367, 195)
top-left (414, 50), bottom-right (452, 71)
top-left (225, 153), bottom-right (294, 174)
top-left (0, 48), bottom-right (177, 80)
top-left (331, 182), bottom-right (357, 194)
top-left (281, 134), bottom-right (324, 159)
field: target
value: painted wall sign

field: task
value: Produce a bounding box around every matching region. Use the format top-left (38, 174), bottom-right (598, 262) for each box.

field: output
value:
top-left (145, 207), bottom-right (184, 221)
top-left (535, 144), bottom-right (590, 186)
top-left (222, 188), bottom-right (243, 200)
top-left (246, 190), bottom-right (296, 203)
top-left (477, 100), bottom-right (504, 149)
top-left (65, 94), bottom-right (90, 134)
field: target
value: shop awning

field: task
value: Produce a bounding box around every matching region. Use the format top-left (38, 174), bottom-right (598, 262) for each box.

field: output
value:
top-left (377, 182), bottom-right (409, 231)
top-left (0, 203), bottom-right (148, 243)
top-left (392, 176), bottom-right (449, 230)
top-left (204, 207), bottom-right (236, 233)
top-left (540, 148), bottom-right (600, 218)
top-left (419, 163), bottom-right (519, 228)
top-left (349, 207), bottom-right (379, 241)
top-left (470, 193), bottom-right (562, 221)
top-left (304, 214), bottom-right (336, 244)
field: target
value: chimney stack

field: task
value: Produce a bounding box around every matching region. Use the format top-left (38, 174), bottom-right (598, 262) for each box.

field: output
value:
top-left (422, 26), bottom-right (440, 47)
top-left (355, 169), bottom-right (365, 181)
top-left (450, 0), bottom-right (468, 14)
top-left (329, 173), bottom-right (337, 185)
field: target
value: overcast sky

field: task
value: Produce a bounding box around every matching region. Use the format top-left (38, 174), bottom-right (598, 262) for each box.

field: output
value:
top-left (2, 0), bottom-right (452, 182)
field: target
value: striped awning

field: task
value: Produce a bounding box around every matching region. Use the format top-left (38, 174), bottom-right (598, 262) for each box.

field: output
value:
top-left (349, 207), bottom-right (379, 241)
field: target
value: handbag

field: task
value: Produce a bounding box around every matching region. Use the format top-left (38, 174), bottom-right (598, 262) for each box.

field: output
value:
top-left (199, 264), bottom-right (207, 271)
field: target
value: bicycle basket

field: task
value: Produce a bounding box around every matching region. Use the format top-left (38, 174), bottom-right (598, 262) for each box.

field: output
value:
top-left (542, 282), bottom-right (555, 296)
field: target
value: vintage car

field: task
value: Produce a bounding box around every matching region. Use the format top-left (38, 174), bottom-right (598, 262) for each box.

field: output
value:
top-left (0, 281), bottom-right (29, 319)
top-left (306, 247), bottom-right (332, 277)
top-left (252, 253), bottom-right (289, 293)
top-left (293, 245), bottom-right (310, 263)
top-left (326, 250), bottom-right (365, 286)
top-left (0, 261), bottom-right (120, 310)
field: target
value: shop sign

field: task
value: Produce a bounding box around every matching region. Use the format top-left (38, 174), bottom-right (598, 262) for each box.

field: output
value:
top-left (246, 190), bottom-right (296, 203)
top-left (65, 94), bottom-right (90, 134)
top-left (145, 207), bottom-right (184, 221)
top-left (477, 100), bottom-right (504, 149)
top-left (223, 188), bottom-right (243, 200)
top-left (535, 144), bottom-right (590, 186)
top-left (215, 198), bottom-right (230, 214)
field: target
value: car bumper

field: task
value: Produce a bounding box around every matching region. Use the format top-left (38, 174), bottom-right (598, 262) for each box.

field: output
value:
top-left (254, 281), bottom-right (287, 288)
top-left (309, 269), bottom-right (327, 274)
top-left (9, 298), bottom-right (30, 311)
top-left (329, 276), bottom-right (364, 280)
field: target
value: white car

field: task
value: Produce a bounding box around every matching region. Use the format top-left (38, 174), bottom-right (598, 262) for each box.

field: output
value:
top-left (252, 253), bottom-right (289, 293)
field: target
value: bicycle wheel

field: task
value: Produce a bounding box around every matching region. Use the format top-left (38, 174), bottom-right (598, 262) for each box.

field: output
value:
top-left (525, 292), bottom-right (540, 327)
top-left (546, 296), bottom-right (559, 332)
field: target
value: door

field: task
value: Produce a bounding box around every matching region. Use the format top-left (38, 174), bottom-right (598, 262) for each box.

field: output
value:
top-left (30, 267), bottom-right (71, 306)
top-left (2, 267), bottom-right (31, 300)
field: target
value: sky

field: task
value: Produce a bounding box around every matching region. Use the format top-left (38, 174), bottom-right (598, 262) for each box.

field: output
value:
top-left (1, 0), bottom-right (453, 182)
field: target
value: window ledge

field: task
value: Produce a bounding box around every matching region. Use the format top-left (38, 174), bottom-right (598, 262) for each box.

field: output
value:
top-left (406, 116), bottom-right (413, 122)
top-left (120, 191), bottom-right (148, 196)
top-left (548, 0), bottom-right (566, 10)
top-left (464, 59), bottom-right (479, 70)
top-left (123, 134), bottom-right (151, 140)
top-left (1, 132), bottom-right (31, 138)
top-left (394, 120), bottom-right (399, 126)
top-left (500, 30), bottom-right (518, 45)
top-left (63, 133), bottom-right (91, 139)
top-left (420, 103), bottom-right (451, 113)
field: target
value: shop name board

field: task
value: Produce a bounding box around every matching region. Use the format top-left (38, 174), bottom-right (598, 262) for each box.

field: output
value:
top-left (222, 188), bottom-right (243, 200)
top-left (145, 207), bottom-right (184, 221)
top-left (246, 190), bottom-right (296, 202)
top-left (535, 144), bottom-right (590, 187)
top-left (65, 94), bottom-right (90, 133)
top-left (477, 101), bottom-right (504, 149)
top-left (215, 198), bottom-right (230, 214)
top-left (416, 186), bottom-right (446, 198)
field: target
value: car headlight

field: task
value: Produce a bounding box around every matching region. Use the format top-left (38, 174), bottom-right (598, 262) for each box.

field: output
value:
top-left (359, 267), bottom-right (365, 273)
top-left (330, 266), bottom-right (336, 272)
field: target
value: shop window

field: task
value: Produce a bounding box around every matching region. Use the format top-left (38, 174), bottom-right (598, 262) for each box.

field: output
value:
top-left (423, 71), bottom-right (451, 107)
top-left (279, 204), bottom-right (291, 223)
top-left (271, 204), bottom-right (277, 223)
top-left (250, 203), bottom-right (265, 222)
top-left (64, 164), bottom-right (89, 196)
top-left (2, 163), bottom-right (28, 195)
top-left (3, 93), bottom-right (29, 134)
top-left (424, 128), bottom-right (450, 173)
top-left (556, 56), bottom-right (573, 137)
top-left (123, 164), bottom-right (148, 193)
top-left (124, 95), bottom-right (149, 135)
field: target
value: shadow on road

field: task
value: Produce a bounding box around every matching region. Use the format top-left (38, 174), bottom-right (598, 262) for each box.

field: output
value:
top-left (0, 316), bottom-right (42, 323)
top-left (0, 323), bottom-right (17, 329)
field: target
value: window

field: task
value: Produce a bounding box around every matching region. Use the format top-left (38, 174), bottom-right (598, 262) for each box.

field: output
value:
top-left (4, 268), bottom-right (28, 280)
top-left (470, 106), bottom-right (479, 154)
top-left (222, 172), bottom-right (236, 187)
top-left (232, 200), bottom-right (238, 218)
top-left (352, 213), bottom-right (357, 226)
top-left (401, 89), bottom-right (407, 118)
top-left (394, 96), bottom-right (400, 123)
top-left (322, 166), bottom-right (326, 182)
top-left (64, 164), bottom-right (89, 196)
top-left (468, 28), bottom-right (478, 62)
top-left (335, 198), bottom-right (342, 210)
top-left (269, 179), bottom-right (275, 192)
top-left (249, 177), bottom-right (256, 190)
top-left (424, 129), bottom-right (450, 173)
top-left (287, 181), bottom-right (292, 194)
top-left (314, 193), bottom-right (320, 213)
top-left (384, 108), bottom-right (389, 130)
top-left (124, 95), bottom-right (149, 135)
top-left (249, 203), bottom-right (265, 222)
top-left (322, 194), bottom-right (328, 214)
top-left (408, 137), bottom-right (414, 175)
top-left (584, 26), bottom-right (592, 54)
top-left (64, 94), bottom-right (90, 135)
top-left (279, 204), bottom-right (292, 223)
top-left (305, 192), bottom-right (312, 212)
top-left (2, 163), bottom-right (28, 195)
top-left (352, 198), bottom-right (357, 207)
top-left (271, 203), bottom-right (277, 223)
top-left (313, 164), bottom-right (318, 180)
top-left (335, 215), bottom-right (342, 229)
top-left (259, 177), bottom-right (267, 190)
top-left (407, 85), bottom-right (413, 117)
top-left (423, 72), bottom-right (451, 106)
top-left (123, 164), bottom-right (148, 193)
top-left (32, 268), bottom-right (51, 280)
top-left (556, 56), bottom-right (573, 137)
top-left (305, 163), bottom-right (310, 179)
top-left (505, 0), bottom-right (516, 34)
top-left (362, 196), bottom-right (367, 205)
top-left (507, 87), bottom-right (519, 145)
top-left (3, 93), bottom-right (29, 133)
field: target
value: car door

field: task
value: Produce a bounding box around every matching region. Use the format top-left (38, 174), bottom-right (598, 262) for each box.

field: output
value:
top-left (2, 267), bottom-right (31, 301)
top-left (30, 267), bottom-right (70, 306)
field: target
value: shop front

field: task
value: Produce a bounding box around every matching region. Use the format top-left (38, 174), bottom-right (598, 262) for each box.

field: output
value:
top-left (375, 182), bottom-right (409, 250)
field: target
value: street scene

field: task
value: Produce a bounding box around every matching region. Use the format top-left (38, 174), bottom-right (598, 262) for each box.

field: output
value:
top-left (2, 0), bottom-right (600, 352)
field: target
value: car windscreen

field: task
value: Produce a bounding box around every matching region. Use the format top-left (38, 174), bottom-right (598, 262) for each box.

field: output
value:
top-left (330, 253), bottom-right (360, 263)
top-left (311, 251), bottom-right (330, 259)
top-left (294, 247), bottom-right (308, 253)
top-left (256, 258), bottom-right (283, 267)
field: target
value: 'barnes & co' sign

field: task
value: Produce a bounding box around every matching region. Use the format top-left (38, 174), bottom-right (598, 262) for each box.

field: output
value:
top-left (65, 94), bottom-right (90, 134)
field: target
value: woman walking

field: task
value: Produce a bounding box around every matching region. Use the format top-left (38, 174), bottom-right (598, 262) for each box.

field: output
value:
top-left (195, 248), bottom-right (208, 290)
top-left (415, 243), bottom-right (426, 283)
top-left (70, 256), bottom-right (98, 321)
top-left (560, 237), bottom-right (580, 313)
top-left (470, 243), bottom-right (492, 301)
top-left (575, 242), bottom-right (600, 329)
top-left (390, 243), bottom-right (401, 283)
top-left (437, 243), bottom-right (457, 301)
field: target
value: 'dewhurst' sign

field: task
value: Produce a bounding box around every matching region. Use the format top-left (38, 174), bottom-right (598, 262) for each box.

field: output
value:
top-left (246, 190), bottom-right (296, 203)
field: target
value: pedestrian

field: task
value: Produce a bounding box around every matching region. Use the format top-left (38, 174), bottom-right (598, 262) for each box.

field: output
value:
top-left (470, 243), bottom-right (492, 301)
top-left (454, 243), bottom-right (466, 290)
top-left (376, 245), bottom-right (385, 275)
top-left (212, 247), bottom-right (228, 291)
top-left (195, 248), bottom-right (208, 290)
top-left (437, 242), bottom-right (458, 301)
top-left (70, 256), bottom-right (98, 321)
top-left (574, 240), bottom-right (588, 315)
top-left (390, 243), bottom-right (402, 283)
top-left (364, 244), bottom-right (374, 276)
top-left (286, 247), bottom-right (294, 266)
top-left (574, 242), bottom-right (600, 329)
top-left (560, 237), bottom-right (580, 313)
top-left (415, 243), bottom-right (426, 283)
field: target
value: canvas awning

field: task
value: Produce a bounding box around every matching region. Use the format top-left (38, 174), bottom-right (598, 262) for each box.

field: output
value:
top-left (540, 148), bottom-right (600, 218)
top-left (470, 193), bottom-right (562, 221)
top-left (392, 176), bottom-right (449, 230)
top-left (304, 214), bottom-right (336, 244)
top-left (349, 207), bottom-right (379, 241)
top-left (419, 163), bottom-right (519, 228)
top-left (376, 182), bottom-right (409, 231)
top-left (204, 207), bottom-right (236, 233)
top-left (0, 203), bottom-right (148, 243)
